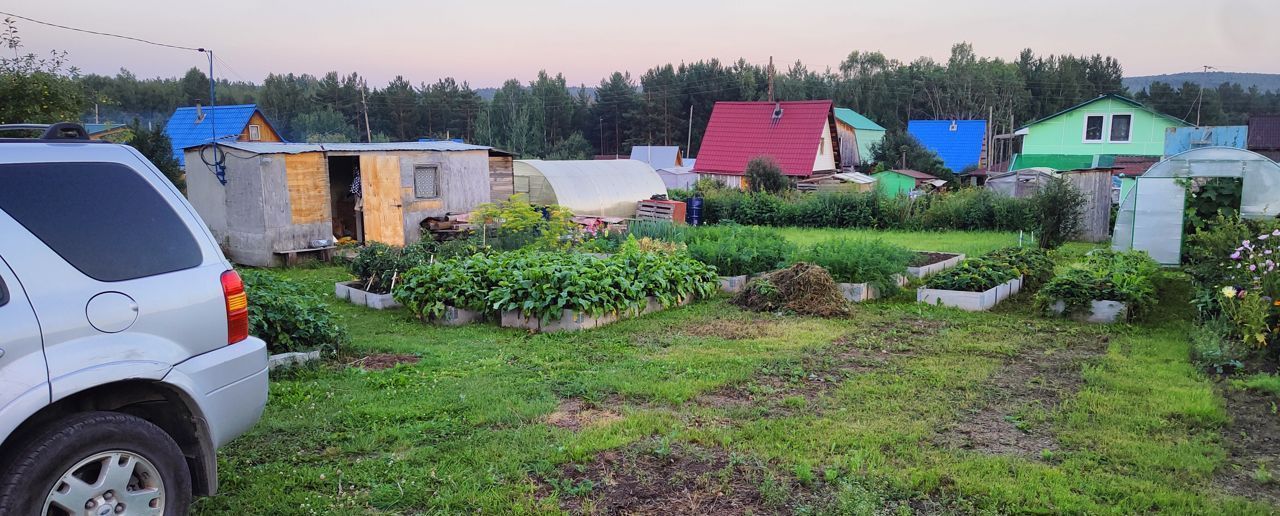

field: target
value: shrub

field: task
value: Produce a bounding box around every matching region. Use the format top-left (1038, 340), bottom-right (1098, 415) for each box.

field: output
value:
top-left (240, 269), bottom-right (346, 354)
top-left (697, 188), bottom-right (1035, 232)
top-left (794, 239), bottom-right (912, 294)
top-left (924, 257), bottom-right (1018, 292)
top-left (348, 241), bottom-right (432, 294)
top-left (1034, 250), bottom-right (1159, 319)
top-left (1030, 177), bottom-right (1086, 249)
top-left (684, 224), bottom-right (795, 276)
top-left (745, 156), bottom-right (790, 194)
top-left (472, 193), bottom-right (576, 249)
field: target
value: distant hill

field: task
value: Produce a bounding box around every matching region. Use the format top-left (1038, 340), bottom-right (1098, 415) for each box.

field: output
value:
top-left (1123, 72), bottom-right (1280, 93)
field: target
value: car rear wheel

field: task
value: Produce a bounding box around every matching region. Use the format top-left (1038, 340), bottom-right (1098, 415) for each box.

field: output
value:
top-left (0, 411), bottom-right (192, 516)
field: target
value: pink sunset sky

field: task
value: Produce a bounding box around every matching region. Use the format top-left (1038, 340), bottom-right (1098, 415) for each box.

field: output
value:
top-left (9, 0), bottom-right (1280, 87)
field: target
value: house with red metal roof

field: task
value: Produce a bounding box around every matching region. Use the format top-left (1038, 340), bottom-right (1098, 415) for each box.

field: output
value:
top-left (692, 101), bottom-right (838, 187)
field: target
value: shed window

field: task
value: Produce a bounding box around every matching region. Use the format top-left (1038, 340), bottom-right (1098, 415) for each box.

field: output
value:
top-left (247, 124), bottom-right (261, 141)
top-left (1084, 115), bottom-right (1104, 142)
top-left (413, 165), bottom-right (439, 198)
top-left (1109, 114), bottom-right (1132, 142)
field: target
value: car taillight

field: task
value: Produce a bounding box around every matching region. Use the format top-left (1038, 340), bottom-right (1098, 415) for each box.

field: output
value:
top-left (221, 270), bottom-right (249, 344)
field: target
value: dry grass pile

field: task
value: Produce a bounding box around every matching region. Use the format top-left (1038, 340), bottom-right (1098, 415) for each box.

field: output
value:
top-left (732, 262), bottom-right (849, 317)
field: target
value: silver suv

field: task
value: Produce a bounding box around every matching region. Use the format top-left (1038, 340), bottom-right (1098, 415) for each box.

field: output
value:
top-left (0, 124), bottom-right (268, 514)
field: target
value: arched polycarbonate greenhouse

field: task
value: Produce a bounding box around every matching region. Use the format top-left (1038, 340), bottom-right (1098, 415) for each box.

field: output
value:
top-left (1112, 147), bottom-right (1280, 265)
top-left (513, 159), bottom-right (667, 218)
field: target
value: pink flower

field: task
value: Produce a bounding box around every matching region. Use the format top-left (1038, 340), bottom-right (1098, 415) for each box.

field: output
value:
top-left (1232, 251), bottom-right (1242, 260)
top-left (1262, 234), bottom-right (1271, 241)
top-left (1240, 290), bottom-right (1249, 299)
top-left (1250, 264), bottom-right (1258, 271)
top-left (1272, 229), bottom-right (1279, 236)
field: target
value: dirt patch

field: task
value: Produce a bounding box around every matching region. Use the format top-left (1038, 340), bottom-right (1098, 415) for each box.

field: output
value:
top-left (1215, 386), bottom-right (1280, 505)
top-left (355, 353), bottom-right (421, 371)
top-left (940, 337), bottom-right (1107, 457)
top-left (909, 251), bottom-right (960, 268)
top-left (733, 263), bottom-right (849, 318)
top-left (539, 439), bottom-right (798, 515)
top-left (546, 399), bottom-right (623, 431)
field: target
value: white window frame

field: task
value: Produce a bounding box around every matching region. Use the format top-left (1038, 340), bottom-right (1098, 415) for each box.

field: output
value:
top-left (413, 165), bottom-right (440, 199)
top-left (247, 124), bottom-right (261, 141)
top-left (1082, 114), bottom-right (1106, 143)
top-left (1108, 113), bottom-right (1133, 143)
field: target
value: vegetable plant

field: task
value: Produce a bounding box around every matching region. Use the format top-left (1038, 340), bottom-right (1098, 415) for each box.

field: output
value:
top-left (793, 238), bottom-right (912, 294)
top-left (924, 257), bottom-right (1018, 292)
top-left (240, 269), bottom-right (346, 354)
top-left (683, 224), bottom-right (795, 276)
top-left (1034, 250), bottom-right (1159, 320)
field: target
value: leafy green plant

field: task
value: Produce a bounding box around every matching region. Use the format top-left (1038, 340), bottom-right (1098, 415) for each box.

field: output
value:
top-left (347, 241), bottom-right (432, 294)
top-left (1190, 318), bottom-right (1249, 375)
top-left (924, 257), bottom-right (1018, 292)
top-left (472, 193), bottom-right (576, 249)
top-left (683, 224), bottom-right (795, 276)
top-left (794, 238), bottom-right (911, 294)
top-left (984, 246), bottom-right (1055, 288)
top-left (240, 269), bottom-right (346, 354)
top-left (393, 243), bottom-right (717, 323)
top-left (1035, 250), bottom-right (1159, 319)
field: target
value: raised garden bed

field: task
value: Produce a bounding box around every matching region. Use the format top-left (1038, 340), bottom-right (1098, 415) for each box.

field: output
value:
top-left (917, 275), bottom-right (1022, 311)
top-left (502, 296), bottom-right (689, 332)
top-left (837, 274), bottom-right (909, 302)
top-left (905, 252), bottom-right (964, 279)
top-left (438, 305), bottom-right (484, 326)
top-left (335, 281), bottom-right (401, 310)
top-left (1049, 300), bottom-right (1128, 323)
top-left (719, 275), bottom-right (749, 294)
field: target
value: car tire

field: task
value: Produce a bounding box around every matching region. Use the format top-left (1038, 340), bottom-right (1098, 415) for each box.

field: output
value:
top-left (0, 411), bottom-right (192, 515)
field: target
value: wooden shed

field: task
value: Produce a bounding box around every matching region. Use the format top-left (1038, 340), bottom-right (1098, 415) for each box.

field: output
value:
top-left (184, 141), bottom-right (495, 266)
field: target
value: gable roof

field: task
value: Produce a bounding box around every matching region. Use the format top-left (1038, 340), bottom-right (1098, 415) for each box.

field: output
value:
top-left (1248, 115), bottom-right (1280, 151)
top-left (1017, 94), bottom-right (1190, 131)
top-left (693, 100), bottom-right (833, 176)
top-left (906, 120), bottom-right (987, 172)
top-left (629, 146), bottom-right (683, 168)
top-left (165, 104), bottom-right (279, 165)
top-left (834, 108), bottom-right (885, 132)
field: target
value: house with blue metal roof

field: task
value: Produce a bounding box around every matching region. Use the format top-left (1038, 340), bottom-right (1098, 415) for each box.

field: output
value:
top-left (164, 104), bottom-right (283, 166)
top-left (906, 120), bottom-right (987, 172)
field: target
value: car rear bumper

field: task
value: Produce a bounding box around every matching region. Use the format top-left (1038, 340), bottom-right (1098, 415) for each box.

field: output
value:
top-left (163, 337), bottom-right (269, 449)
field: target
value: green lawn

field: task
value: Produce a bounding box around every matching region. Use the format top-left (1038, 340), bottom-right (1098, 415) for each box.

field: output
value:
top-left (192, 231), bottom-right (1273, 514)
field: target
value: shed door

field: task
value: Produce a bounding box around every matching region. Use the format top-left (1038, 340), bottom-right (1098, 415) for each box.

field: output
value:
top-left (359, 155), bottom-right (405, 246)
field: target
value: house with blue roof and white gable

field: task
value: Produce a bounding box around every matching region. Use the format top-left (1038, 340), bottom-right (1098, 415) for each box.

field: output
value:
top-left (906, 120), bottom-right (988, 173)
top-left (164, 104), bottom-right (283, 166)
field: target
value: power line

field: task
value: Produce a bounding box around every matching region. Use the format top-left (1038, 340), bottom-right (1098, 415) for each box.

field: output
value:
top-left (0, 10), bottom-right (203, 53)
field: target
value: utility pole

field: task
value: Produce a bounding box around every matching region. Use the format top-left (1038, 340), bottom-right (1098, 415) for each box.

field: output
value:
top-left (598, 117), bottom-right (604, 156)
top-left (686, 105), bottom-right (693, 160)
top-left (361, 83), bottom-right (373, 142)
top-left (767, 56), bottom-right (775, 103)
top-left (1195, 65), bottom-right (1215, 126)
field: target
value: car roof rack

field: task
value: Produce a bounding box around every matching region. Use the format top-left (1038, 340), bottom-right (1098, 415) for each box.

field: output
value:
top-left (0, 123), bottom-right (95, 142)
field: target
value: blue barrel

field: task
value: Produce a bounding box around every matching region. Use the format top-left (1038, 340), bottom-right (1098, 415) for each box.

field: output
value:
top-left (686, 196), bottom-right (704, 225)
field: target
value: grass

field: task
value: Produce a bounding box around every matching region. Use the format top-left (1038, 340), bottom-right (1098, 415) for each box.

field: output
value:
top-left (1233, 373), bottom-right (1280, 396)
top-left (775, 227), bottom-right (1100, 258)
top-left (192, 231), bottom-right (1270, 514)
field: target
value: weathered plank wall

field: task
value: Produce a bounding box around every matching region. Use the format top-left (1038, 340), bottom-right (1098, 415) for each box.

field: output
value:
top-left (835, 120), bottom-right (858, 169)
top-left (1066, 170), bottom-right (1113, 243)
top-left (283, 153), bottom-right (331, 224)
top-left (489, 155), bottom-right (514, 202)
top-left (239, 112), bottom-right (284, 142)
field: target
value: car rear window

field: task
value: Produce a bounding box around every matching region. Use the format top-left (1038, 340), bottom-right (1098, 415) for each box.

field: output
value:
top-left (0, 161), bottom-right (202, 282)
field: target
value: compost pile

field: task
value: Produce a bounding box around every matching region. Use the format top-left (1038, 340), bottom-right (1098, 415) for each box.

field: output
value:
top-left (732, 262), bottom-right (849, 317)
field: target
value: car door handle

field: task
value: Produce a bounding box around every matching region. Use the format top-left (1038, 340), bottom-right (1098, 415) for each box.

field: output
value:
top-left (0, 348), bottom-right (5, 359)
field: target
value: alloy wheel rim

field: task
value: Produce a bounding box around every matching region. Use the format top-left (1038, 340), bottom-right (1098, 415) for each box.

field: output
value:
top-left (43, 450), bottom-right (164, 516)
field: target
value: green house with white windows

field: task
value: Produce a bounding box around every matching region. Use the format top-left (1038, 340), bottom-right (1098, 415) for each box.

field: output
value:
top-left (1010, 94), bottom-right (1190, 171)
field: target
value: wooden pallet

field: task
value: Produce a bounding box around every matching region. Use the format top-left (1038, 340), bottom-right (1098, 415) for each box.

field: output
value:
top-left (636, 200), bottom-right (685, 223)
